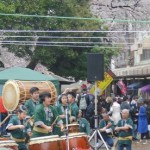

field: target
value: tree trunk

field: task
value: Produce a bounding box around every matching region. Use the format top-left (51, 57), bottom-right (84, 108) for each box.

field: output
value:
top-left (26, 59), bottom-right (39, 70)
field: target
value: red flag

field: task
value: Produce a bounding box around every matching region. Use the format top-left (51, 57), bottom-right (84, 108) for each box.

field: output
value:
top-left (117, 80), bottom-right (127, 96)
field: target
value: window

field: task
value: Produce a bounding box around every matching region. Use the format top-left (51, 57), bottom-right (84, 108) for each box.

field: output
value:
top-left (140, 49), bottom-right (150, 61)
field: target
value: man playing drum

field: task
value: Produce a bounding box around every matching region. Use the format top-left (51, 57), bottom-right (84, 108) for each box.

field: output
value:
top-left (32, 92), bottom-right (64, 138)
top-left (99, 113), bottom-right (114, 148)
top-left (77, 110), bottom-right (90, 136)
top-left (25, 87), bottom-right (40, 118)
top-left (6, 105), bottom-right (32, 150)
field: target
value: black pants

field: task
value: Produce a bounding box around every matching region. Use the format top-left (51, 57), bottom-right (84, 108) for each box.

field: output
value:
top-left (141, 131), bottom-right (149, 140)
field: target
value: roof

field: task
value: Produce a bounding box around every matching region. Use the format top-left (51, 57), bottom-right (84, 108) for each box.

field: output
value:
top-left (0, 67), bottom-right (58, 84)
top-left (50, 74), bottom-right (75, 84)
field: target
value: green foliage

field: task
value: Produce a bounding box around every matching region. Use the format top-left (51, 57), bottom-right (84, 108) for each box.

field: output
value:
top-left (0, 0), bottom-right (119, 80)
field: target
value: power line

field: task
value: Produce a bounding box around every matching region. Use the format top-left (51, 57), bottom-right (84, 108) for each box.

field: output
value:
top-left (0, 13), bottom-right (150, 24)
top-left (0, 35), bottom-right (136, 39)
top-left (1, 41), bottom-right (110, 44)
top-left (0, 40), bottom-right (138, 45)
top-left (1, 30), bottom-right (150, 33)
top-left (1, 42), bottom-right (121, 48)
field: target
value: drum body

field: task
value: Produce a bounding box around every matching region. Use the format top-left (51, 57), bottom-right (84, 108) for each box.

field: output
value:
top-left (67, 124), bottom-right (79, 133)
top-left (0, 140), bottom-right (18, 150)
top-left (61, 133), bottom-right (90, 150)
top-left (29, 135), bottom-right (62, 150)
top-left (2, 80), bottom-right (57, 111)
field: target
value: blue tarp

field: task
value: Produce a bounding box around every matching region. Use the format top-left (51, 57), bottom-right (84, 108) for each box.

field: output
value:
top-left (127, 82), bottom-right (143, 90)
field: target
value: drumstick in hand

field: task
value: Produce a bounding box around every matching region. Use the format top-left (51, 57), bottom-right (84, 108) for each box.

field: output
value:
top-left (0, 114), bottom-right (11, 127)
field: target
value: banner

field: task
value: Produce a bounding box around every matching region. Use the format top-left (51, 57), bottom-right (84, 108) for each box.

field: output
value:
top-left (116, 80), bottom-right (127, 96)
top-left (90, 71), bottom-right (114, 95)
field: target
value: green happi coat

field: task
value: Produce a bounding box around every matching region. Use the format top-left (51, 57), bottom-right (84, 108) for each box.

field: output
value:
top-left (6, 116), bottom-right (31, 150)
top-left (57, 103), bottom-right (70, 124)
top-left (77, 118), bottom-right (90, 135)
top-left (52, 105), bottom-right (65, 136)
top-left (69, 102), bottom-right (79, 121)
top-left (99, 119), bottom-right (114, 130)
top-left (117, 118), bottom-right (133, 145)
top-left (32, 104), bottom-right (63, 138)
top-left (99, 118), bottom-right (114, 137)
top-left (25, 99), bottom-right (39, 117)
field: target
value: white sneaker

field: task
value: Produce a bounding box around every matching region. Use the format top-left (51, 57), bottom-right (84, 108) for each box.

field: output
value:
top-left (142, 140), bottom-right (147, 144)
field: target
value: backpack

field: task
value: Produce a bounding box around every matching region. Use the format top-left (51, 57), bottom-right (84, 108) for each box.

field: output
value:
top-left (79, 95), bottom-right (87, 110)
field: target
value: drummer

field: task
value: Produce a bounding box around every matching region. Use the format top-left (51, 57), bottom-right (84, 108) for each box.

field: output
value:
top-left (77, 110), bottom-right (90, 136)
top-left (32, 92), bottom-right (64, 138)
top-left (99, 113), bottom-right (114, 148)
top-left (25, 87), bottom-right (40, 118)
top-left (54, 94), bottom-right (70, 136)
top-left (57, 94), bottom-right (70, 124)
top-left (68, 92), bottom-right (79, 123)
top-left (6, 105), bottom-right (32, 150)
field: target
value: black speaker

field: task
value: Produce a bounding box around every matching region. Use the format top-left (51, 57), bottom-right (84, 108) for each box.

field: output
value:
top-left (87, 53), bottom-right (104, 81)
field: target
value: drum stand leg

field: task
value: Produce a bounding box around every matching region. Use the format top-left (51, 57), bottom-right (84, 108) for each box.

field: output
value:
top-left (65, 104), bottom-right (69, 150)
top-left (88, 81), bottom-right (109, 150)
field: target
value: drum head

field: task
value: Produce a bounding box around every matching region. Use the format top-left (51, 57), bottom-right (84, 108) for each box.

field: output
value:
top-left (2, 80), bottom-right (20, 111)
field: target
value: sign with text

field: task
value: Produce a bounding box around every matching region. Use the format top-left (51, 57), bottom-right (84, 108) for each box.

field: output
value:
top-left (90, 71), bottom-right (114, 95)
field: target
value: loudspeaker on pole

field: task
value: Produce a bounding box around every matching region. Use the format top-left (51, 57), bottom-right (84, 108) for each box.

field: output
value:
top-left (87, 53), bottom-right (104, 81)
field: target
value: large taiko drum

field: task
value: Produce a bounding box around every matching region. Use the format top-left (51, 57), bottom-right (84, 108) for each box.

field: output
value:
top-left (0, 140), bottom-right (18, 150)
top-left (29, 135), bottom-right (62, 150)
top-left (2, 80), bottom-right (57, 111)
top-left (61, 133), bottom-right (91, 150)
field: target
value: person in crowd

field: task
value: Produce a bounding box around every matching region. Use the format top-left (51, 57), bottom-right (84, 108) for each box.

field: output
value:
top-left (130, 96), bottom-right (138, 140)
top-left (6, 105), bottom-right (32, 150)
top-left (77, 84), bottom-right (89, 117)
top-left (104, 97), bottom-right (112, 112)
top-left (25, 87), bottom-right (40, 117)
top-left (146, 99), bottom-right (150, 138)
top-left (99, 113), bottom-right (114, 148)
top-left (68, 92), bottom-right (79, 123)
top-left (120, 96), bottom-right (130, 111)
top-left (0, 96), bottom-right (8, 136)
top-left (137, 97), bottom-right (149, 144)
top-left (77, 110), bottom-right (90, 136)
top-left (115, 109), bottom-right (133, 150)
top-left (85, 94), bottom-right (95, 129)
top-left (109, 97), bottom-right (121, 126)
top-left (32, 92), bottom-right (64, 138)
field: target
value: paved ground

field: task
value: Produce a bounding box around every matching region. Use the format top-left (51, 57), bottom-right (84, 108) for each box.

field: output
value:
top-left (90, 138), bottom-right (150, 150)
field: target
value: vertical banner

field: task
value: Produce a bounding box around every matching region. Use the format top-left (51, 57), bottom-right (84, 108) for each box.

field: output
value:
top-left (116, 80), bottom-right (127, 96)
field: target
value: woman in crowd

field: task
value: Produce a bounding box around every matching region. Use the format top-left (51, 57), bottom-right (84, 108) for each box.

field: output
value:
top-left (109, 97), bottom-right (121, 126)
top-left (137, 98), bottom-right (149, 144)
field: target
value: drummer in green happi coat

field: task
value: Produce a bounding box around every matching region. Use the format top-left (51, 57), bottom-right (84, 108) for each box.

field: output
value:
top-left (54, 94), bottom-right (70, 136)
top-left (6, 105), bottom-right (32, 150)
top-left (24, 87), bottom-right (39, 117)
top-left (67, 92), bottom-right (79, 123)
top-left (32, 92), bottom-right (64, 138)
top-left (77, 110), bottom-right (90, 136)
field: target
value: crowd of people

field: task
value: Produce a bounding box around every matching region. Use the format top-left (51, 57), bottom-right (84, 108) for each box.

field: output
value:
top-left (0, 84), bottom-right (150, 150)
